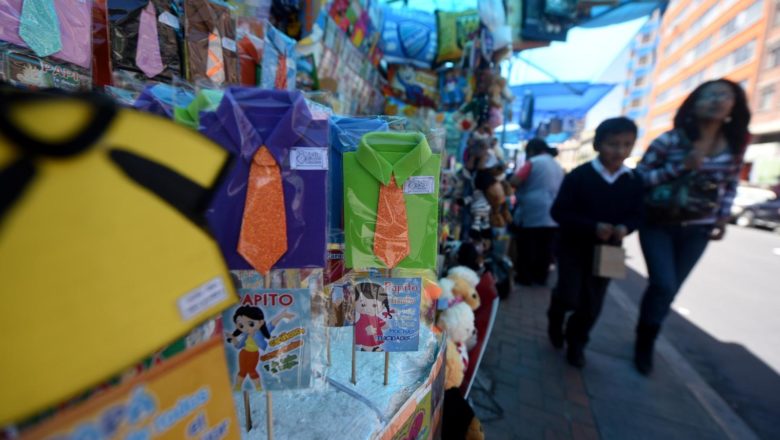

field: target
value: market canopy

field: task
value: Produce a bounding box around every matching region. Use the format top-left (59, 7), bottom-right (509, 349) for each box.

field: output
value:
top-left (508, 82), bottom-right (616, 142)
top-left (511, 82), bottom-right (616, 119)
top-left (581, 0), bottom-right (667, 28)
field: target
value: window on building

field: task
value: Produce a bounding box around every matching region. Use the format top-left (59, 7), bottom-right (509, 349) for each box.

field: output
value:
top-left (721, 17), bottom-right (737, 39)
top-left (735, 40), bottom-right (756, 66)
top-left (767, 45), bottom-right (780, 69)
top-left (641, 33), bottom-right (653, 44)
top-left (638, 54), bottom-right (650, 66)
top-left (631, 98), bottom-right (643, 108)
top-left (694, 37), bottom-right (711, 58)
top-left (760, 86), bottom-right (775, 111)
top-left (635, 76), bottom-right (647, 87)
top-left (775, 0), bottom-right (780, 26)
top-left (745, 0), bottom-right (764, 23)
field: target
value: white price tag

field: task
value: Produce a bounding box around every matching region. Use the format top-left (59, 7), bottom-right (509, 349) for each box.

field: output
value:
top-left (222, 37), bottom-right (237, 52)
top-left (290, 147), bottom-right (328, 170)
top-left (178, 277), bottom-right (229, 321)
top-left (403, 176), bottom-right (435, 195)
top-left (158, 11), bottom-right (180, 30)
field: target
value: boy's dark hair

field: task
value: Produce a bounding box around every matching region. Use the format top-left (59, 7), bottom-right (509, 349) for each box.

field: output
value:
top-left (594, 117), bottom-right (638, 150)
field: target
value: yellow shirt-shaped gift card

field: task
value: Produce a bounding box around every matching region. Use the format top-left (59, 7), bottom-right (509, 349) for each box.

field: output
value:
top-left (0, 90), bottom-right (237, 425)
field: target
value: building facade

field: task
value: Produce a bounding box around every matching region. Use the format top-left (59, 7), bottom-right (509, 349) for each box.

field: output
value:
top-left (748, 0), bottom-right (780, 184)
top-left (622, 8), bottom-right (662, 146)
top-left (642, 0), bottom-right (768, 149)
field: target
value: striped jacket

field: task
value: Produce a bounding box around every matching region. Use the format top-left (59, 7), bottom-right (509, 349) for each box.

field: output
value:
top-left (637, 130), bottom-right (744, 221)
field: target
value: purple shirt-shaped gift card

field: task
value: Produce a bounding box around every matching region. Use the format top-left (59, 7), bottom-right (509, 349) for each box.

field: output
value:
top-left (201, 88), bottom-right (328, 270)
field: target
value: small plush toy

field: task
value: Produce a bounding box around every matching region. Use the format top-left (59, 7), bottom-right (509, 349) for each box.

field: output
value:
top-left (438, 277), bottom-right (457, 308)
top-left (447, 266), bottom-right (481, 311)
top-left (421, 277), bottom-right (443, 326)
top-left (438, 302), bottom-right (477, 390)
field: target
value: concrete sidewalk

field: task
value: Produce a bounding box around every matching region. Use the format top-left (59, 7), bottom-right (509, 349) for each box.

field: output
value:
top-left (469, 281), bottom-right (758, 440)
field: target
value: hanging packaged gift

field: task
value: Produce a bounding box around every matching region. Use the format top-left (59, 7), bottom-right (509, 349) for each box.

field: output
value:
top-left (183, 0), bottom-right (240, 85)
top-left (343, 132), bottom-right (441, 270)
top-left (108, 0), bottom-right (183, 80)
top-left (0, 0), bottom-right (92, 68)
top-left (199, 88), bottom-right (329, 272)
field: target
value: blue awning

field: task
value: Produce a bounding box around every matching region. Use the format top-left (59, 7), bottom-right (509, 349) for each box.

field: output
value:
top-left (511, 82), bottom-right (616, 119)
top-left (509, 82), bottom-right (616, 141)
top-left (580, 1), bottom-right (666, 28)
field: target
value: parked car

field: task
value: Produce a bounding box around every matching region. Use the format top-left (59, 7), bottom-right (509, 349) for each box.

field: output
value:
top-left (734, 198), bottom-right (780, 232)
top-left (730, 185), bottom-right (778, 218)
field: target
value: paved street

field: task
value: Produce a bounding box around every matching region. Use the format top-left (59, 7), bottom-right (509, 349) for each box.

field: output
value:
top-left (619, 226), bottom-right (780, 440)
top-left (470, 225), bottom-right (779, 439)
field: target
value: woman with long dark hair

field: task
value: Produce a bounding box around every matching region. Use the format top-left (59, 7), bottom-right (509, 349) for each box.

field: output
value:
top-left (634, 79), bottom-right (751, 375)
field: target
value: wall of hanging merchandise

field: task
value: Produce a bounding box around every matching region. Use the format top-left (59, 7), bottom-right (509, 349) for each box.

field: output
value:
top-left (0, 0), bottom-right (543, 438)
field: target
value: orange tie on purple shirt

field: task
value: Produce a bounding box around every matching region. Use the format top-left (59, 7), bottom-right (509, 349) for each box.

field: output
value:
top-left (238, 146), bottom-right (287, 274)
top-left (373, 174), bottom-right (410, 268)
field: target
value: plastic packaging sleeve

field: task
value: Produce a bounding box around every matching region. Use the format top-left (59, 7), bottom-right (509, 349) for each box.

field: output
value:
top-left (0, 43), bottom-right (92, 91)
top-left (133, 83), bottom-right (196, 119)
top-left (343, 131), bottom-right (441, 271)
top-left (260, 23), bottom-right (297, 91)
top-left (200, 87), bottom-right (329, 271)
top-left (0, 0), bottom-right (92, 68)
top-left (184, 0), bottom-right (240, 85)
top-left (225, 269), bottom-right (329, 392)
top-left (328, 115), bottom-right (390, 244)
top-left (108, 0), bottom-right (183, 80)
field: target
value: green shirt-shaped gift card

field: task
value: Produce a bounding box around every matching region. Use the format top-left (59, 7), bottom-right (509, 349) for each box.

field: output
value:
top-left (343, 132), bottom-right (441, 270)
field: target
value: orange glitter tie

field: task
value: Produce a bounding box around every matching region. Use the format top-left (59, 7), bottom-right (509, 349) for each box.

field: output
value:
top-left (238, 146), bottom-right (287, 274)
top-left (373, 174), bottom-right (410, 268)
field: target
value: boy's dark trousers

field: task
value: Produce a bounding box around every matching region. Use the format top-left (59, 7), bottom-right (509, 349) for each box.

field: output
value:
top-left (548, 246), bottom-right (611, 349)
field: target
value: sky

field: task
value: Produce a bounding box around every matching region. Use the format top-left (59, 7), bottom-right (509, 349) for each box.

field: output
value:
top-left (505, 16), bottom-right (648, 85)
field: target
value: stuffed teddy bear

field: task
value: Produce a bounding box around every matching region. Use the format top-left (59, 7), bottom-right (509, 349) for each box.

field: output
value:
top-left (447, 266), bottom-right (481, 311)
top-left (437, 302), bottom-right (477, 390)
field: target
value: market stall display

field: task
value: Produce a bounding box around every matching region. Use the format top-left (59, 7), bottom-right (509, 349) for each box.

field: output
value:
top-left (0, 0), bottom-right (572, 436)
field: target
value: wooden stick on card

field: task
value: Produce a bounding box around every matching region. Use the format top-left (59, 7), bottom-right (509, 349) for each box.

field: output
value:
top-left (266, 392), bottom-right (274, 440)
top-left (351, 325), bottom-right (357, 384)
top-left (383, 268), bottom-right (392, 386)
top-left (243, 390), bottom-right (252, 431)
top-left (263, 273), bottom-right (273, 440)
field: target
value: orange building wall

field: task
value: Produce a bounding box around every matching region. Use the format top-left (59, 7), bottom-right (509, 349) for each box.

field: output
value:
top-left (752, 0), bottom-right (780, 136)
top-left (641, 0), bottom-right (769, 149)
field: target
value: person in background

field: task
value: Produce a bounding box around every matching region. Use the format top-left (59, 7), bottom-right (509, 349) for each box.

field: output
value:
top-left (510, 138), bottom-right (564, 286)
top-left (634, 79), bottom-right (751, 375)
top-left (548, 117), bottom-right (644, 368)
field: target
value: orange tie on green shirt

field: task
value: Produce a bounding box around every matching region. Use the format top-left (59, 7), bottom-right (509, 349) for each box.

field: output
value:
top-left (238, 146), bottom-right (287, 274)
top-left (373, 174), bottom-right (410, 268)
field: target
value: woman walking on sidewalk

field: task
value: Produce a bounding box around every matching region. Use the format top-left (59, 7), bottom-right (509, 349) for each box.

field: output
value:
top-left (511, 138), bottom-right (564, 286)
top-left (634, 79), bottom-right (751, 375)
